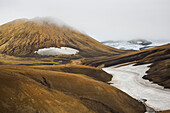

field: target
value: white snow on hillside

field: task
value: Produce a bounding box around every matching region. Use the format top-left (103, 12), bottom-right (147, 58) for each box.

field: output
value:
top-left (103, 64), bottom-right (170, 111)
top-left (34, 47), bottom-right (79, 56)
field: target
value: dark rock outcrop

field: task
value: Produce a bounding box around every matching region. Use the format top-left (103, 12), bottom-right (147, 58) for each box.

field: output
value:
top-left (128, 39), bottom-right (152, 45)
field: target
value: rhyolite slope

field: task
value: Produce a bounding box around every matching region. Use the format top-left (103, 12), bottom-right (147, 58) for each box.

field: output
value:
top-left (0, 65), bottom-right (146, 113)
top-left (0, 18), bottom-right (125, 57)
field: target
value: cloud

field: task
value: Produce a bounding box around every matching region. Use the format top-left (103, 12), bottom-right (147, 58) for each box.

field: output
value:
top-left (0, 0), bottom-right (170, 41)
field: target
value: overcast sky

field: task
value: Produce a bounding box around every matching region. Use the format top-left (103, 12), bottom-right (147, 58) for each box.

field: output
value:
top-left (0, 0), bottom-right (170, 41)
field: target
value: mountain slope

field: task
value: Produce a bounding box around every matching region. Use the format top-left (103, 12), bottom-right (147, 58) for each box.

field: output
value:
top-left (0, 65), bottom-right (146, 113)
top-left (0, 18), bottom-right (124, 57)
top-left (0, 69), bottom-right (92, 113)
top-left (83, 44), bottom-right (170, 88)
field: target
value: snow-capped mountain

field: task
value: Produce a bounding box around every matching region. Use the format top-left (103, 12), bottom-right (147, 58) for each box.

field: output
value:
top-left (101, 39), bottom-right (170, 50)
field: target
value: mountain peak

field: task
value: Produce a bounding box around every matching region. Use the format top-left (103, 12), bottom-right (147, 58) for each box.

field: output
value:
top-left (0, 18), bottom-right (124, 57)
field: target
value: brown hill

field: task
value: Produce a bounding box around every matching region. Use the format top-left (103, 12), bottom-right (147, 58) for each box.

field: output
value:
top-left (0, 18), bottom-right (124, 57)
top-left (160, 110), bottom-right (170, 113)
top-left (29, 64), bottom-right (112, 82)
top-left (0, 68), bottom-right (92, 113)
top-left (83, 44), bottom-right (170, 88)
top-left (0, 65), bottom-right (146, 113)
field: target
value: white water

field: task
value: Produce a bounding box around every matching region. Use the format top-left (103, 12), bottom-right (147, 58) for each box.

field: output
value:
top-left (103, 64), bottom-right (170, 111)
top-left (34, 47), bottom-right (79, 56)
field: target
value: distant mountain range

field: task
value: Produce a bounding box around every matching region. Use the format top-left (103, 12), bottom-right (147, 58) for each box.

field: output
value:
top-left (101, 39), bottom-right (170, 50)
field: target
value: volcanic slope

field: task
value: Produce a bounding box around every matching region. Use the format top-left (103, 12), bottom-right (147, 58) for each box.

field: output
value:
top-left (0, 65), bottom-right (146, 113)
top-left (0, 18), bottom-right (124, 57)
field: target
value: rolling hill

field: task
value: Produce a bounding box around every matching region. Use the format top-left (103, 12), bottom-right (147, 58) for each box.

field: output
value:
top-left (83, 44), bottom-right (170, 88)
top-left (0, 65), bottom-right (146, 113)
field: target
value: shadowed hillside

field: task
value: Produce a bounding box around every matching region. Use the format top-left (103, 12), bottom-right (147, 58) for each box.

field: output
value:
top-left (0, 18), bottom-right (125, 57)
top-left (83, 44), bottom-right (170, 88)
top-left (0, 65), bottom-right (146, 113)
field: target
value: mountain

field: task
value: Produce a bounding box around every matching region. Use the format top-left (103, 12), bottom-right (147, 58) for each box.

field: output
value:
top-left (83, 44), bottom-right (170, 88)
top-left (101, 39), bottom-right (170, 51)
top-left (0, 18), bottom-right (147, 113)
top-left (0, 18), bottom-right (124, 57)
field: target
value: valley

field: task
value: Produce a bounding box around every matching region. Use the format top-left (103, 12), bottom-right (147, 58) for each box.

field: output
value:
top-left (0, 18), bottom-right (169, 113)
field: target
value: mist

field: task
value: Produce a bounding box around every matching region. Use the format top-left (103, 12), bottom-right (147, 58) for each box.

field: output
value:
top-left (0, 0), bottom-right (170, 41)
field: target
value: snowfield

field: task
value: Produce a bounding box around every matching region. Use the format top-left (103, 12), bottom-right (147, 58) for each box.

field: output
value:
top-left (103, 64), bottom-right (170, 111)
top-left (34, 47), bottom-right (79, 56)
top-left (102, 40), bottom-right (170, 50)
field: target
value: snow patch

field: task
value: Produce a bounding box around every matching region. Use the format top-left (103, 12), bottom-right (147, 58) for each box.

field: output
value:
top-left (34, 47), bottom-right (79, 56)
top-left (103, 64), bottom-right (170, 111)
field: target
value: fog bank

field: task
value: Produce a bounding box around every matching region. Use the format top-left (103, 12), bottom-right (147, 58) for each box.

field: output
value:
top-left (0, 0), bottom-right (170, 41)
